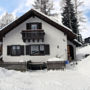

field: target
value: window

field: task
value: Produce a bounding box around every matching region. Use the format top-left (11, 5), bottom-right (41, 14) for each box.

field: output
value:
top-left (11, 46), bottom-right (21, 56)
top-left (26, 44), bottom-right (50, 56)
top-left (31, 24), bottom-right (37, 30)
top-left (7, 45), bottom-right (24, 56)
top-left (7, 45), bottom-right (49, 56)
top-left (31, 45), bottom-right (39, 55)
top-left (26, 23), bottom-right (42, 30)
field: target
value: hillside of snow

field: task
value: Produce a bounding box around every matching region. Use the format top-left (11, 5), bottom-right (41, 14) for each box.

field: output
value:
top-left (0, 45), bottom-right (90, 90)
top-left (76, 45), bottom-right (90, 60)
top-left (76, 45), bottom-right (90, 76)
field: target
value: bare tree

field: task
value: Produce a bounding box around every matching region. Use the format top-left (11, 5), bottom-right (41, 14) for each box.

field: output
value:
top-left (72, 0), bottom-right (86, 23)
top-left (0, 12), bottom-right (17, 29)
top-left (33, 0), bottom-right (56, 16)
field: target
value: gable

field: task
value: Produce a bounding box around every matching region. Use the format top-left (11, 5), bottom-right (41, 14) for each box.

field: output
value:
top-left (0, 9), bottom-right (76, 41)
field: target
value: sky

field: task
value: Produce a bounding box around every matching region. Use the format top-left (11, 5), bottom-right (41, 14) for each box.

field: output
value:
top-left (0, 0), bottom-right (90, 39)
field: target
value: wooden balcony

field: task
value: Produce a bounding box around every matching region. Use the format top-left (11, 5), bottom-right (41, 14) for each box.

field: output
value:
top-left (21, 29), bottom-right (45, 42)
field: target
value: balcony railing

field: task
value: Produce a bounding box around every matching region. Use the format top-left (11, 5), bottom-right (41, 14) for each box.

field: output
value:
top-left (21, 29), bottom-right (45, 42)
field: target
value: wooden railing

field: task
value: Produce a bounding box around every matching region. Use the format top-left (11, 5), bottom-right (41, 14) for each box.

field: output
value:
top-left (21, 30), bottom-right (45, 42)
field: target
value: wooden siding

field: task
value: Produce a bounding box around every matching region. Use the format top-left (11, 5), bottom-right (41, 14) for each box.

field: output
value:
top-left (47, 61), bottom-right (65, 70)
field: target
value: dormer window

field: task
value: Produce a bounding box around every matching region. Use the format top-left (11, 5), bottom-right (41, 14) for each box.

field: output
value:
top-left (26, 22), bottom-right (42, 30)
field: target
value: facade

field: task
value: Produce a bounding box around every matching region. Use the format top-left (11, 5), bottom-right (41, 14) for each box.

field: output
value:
top-left (0, 9), bottom-right (79, 63)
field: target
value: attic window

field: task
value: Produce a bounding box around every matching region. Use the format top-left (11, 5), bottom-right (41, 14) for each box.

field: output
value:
top-left (31, 24), bottom-right (37, 30)
top-left (26, 23), bottom-right (42, 30)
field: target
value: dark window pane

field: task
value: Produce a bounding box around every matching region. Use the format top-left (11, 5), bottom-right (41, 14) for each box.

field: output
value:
top-left (26, 45), bottom-right (31, 55)
top-left (45, 45), bottom-right (50, 55)
top-left (7, 46), bottom-right (11, 55)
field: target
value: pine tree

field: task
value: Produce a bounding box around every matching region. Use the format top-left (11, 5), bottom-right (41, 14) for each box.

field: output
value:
top-left (33, 0), bottom-right (55, 16)
top-left (62, 0), bottom-right (79, 34)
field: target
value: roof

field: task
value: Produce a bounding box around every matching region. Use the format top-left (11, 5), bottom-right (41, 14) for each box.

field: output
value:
top-left (0, 9), bottom-right (76, 41)
top-left (73, 39), bottom-right (82, 47)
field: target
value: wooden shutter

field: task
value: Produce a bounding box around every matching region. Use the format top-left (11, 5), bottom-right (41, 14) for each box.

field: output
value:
top-left (26, 23), bottom-right (31, 29)
top-left (38, 23), bottom-right (42, 29)
top-left (7, 46), bottom-right (11, 55)
top-left (26, 45), bottom-right (31, 55)
top-left (20, 45), bottom-right (24, 55)
top-left (45, 45), bottom-right (50, 55)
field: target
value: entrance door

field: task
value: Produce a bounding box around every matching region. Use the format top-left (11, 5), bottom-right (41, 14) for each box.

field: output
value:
top-left (67, 45), bottom-right (74, 62)
top-left (0, 45), bottom-right (2, 56)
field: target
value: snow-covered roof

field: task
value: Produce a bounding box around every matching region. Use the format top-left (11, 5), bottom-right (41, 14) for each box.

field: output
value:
top-left (0, 9), bottom-right (76, 41)
top-left (73, 39), bottom-right (82, 46)
top-left (33, 9), bottom-right (73, 33)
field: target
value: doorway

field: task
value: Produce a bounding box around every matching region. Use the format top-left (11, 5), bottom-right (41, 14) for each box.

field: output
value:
top-left (67, 45), bottom-right (74, 62)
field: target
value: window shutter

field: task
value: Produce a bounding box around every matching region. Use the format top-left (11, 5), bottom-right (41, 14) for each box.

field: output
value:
top-left (45, 45), bottom-right (50, 55)
top-left (20, 45), bottom-right (24, 55)
top-left (7, 46), bottom-right (11, 55)
top-left (26, 45), bottom-right (31, 55)
top-left (38, 23), bottom-right (42, 29)
top-left (26, 23), bottom-right (31, 29)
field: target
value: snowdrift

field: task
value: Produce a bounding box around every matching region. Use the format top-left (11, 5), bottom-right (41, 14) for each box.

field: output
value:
top-left (77, 56), bottom-right (90, 76)
top-left (76, 45), bottom-right (90, 60)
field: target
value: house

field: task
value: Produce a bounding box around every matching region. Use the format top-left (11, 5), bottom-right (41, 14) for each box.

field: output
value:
top-left (0, 9), bottom-right (81, 69)
top-left (84, 37), bottom-right (90, 44)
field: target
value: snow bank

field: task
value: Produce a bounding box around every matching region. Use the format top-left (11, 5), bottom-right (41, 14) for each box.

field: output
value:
top-left (77, 56), bottom-right (90, 76)
top-left (76, 45), bottom-right (90, 60)
top-left (0, 67), bottom-right (90, 90)
top-left (47, 57), bottom-right (65, 61)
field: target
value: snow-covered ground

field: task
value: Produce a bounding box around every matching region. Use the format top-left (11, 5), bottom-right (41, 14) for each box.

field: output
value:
top-left (76, 45), bottom-right (90, 60)
top-left (0, 45), bottom-right (90, 90)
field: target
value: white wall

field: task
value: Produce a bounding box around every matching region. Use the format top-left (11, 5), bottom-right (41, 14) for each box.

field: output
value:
top-left (3, 16), bottom-right (67, 62)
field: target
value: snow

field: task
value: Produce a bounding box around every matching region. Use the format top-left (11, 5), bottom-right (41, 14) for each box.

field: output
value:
top-left (74, 39), bottom-right (82, 45)
top-left (0, 41), bottom-right (90, 90)
top-left (76, 45), bottom-right (90, 60)
top-left (0, 67), bottom-right (90, 90)
top-left (47, 57), bottom-right (65, 61)
top-left (77, 56), bottom-right (90, 76)
top-left (76, 45), bottom-right (90, 76)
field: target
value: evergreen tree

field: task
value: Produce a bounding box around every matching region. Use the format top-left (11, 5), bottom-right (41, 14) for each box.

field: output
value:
top-left (62, 0), bottom-right (79, 34)
top-left (33, 0), bottom-right (55, 16)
